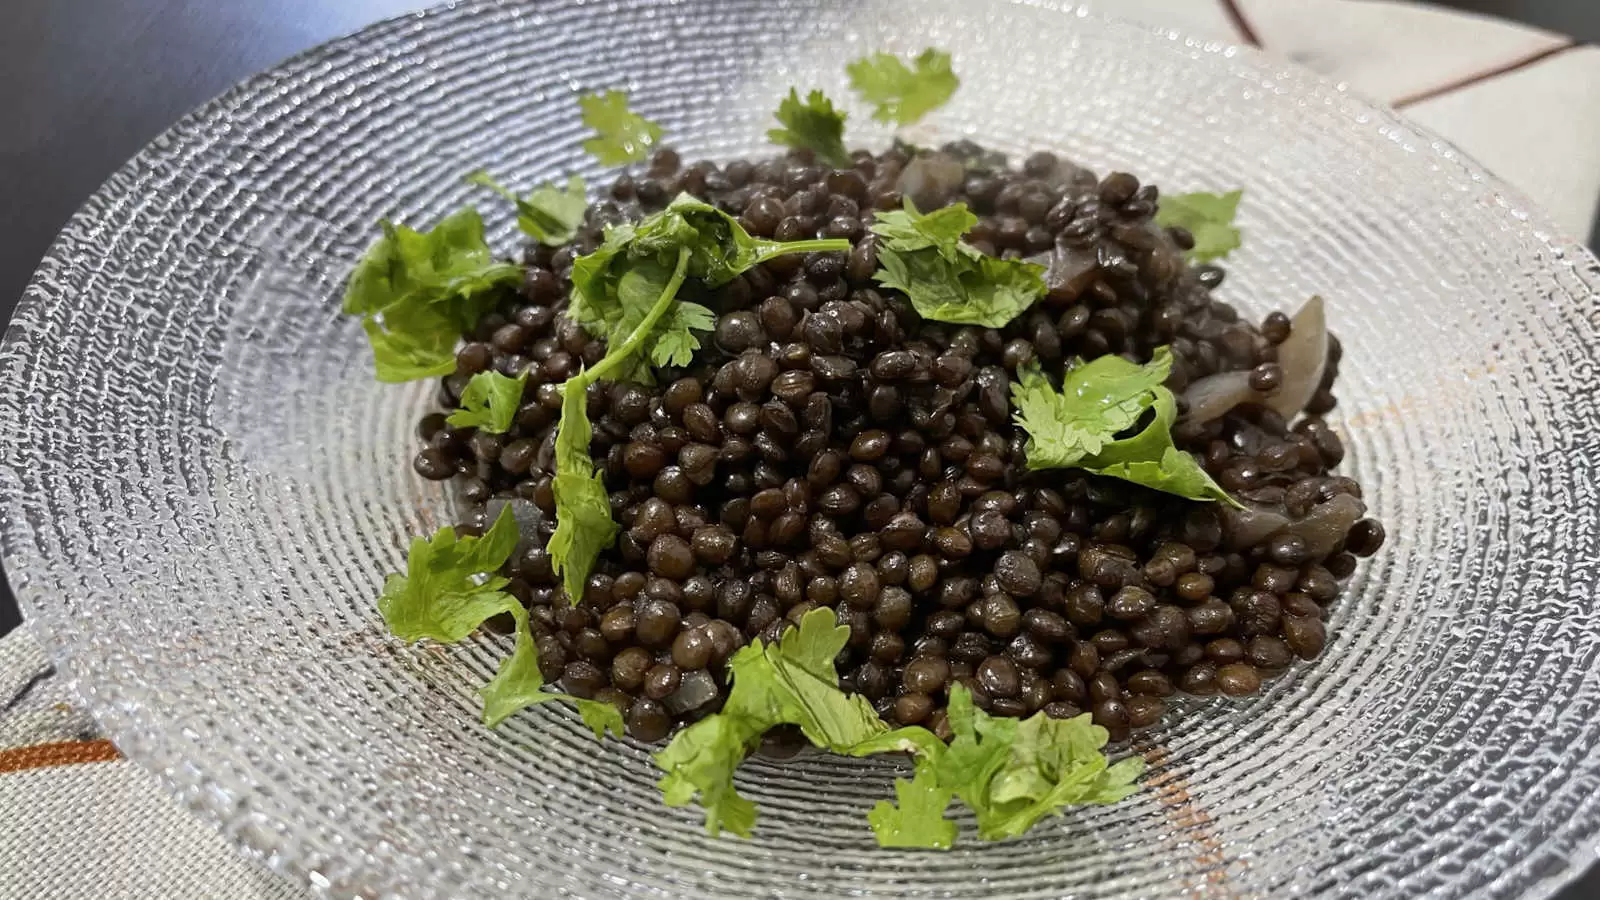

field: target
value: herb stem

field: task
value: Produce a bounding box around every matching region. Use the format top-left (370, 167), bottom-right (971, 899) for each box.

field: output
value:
top-left (754, 238), bottom-right (852, 264)
top-left (583, 246), bottom-right (692, 386)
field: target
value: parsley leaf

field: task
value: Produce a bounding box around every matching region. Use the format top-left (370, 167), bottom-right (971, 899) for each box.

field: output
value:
top-left (579, 90), bottom-right (663, 166)
top-left (871, 203), bottom-right (1046, 327)
top-left (344, 210), bottom-right (520, 382)
top-left (1011, 350), bottom-right (1237, 505)
top-left (375, 506), bottom-right (626, 734)
top-left (846, 48), bottom-right (960, 126)
top-left (467, 170), bottom-right (589, 247)
top-left (446, 370), bottom-right (527, 434)
top-left (767, 88), bottom-right (851, 168)
top-left (1154, 189), bottom-right (1243, 263)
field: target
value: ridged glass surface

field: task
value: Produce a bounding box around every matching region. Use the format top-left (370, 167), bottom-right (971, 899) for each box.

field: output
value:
top-left (3, 1), bottom-right (1599, 897)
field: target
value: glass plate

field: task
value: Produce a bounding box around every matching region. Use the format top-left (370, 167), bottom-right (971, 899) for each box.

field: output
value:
top-left (3, 1), bottom-right (1599, 897)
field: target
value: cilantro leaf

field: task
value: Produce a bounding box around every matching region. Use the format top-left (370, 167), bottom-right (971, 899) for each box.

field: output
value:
top-left (548, 246), bottom-right (692, 603)
top-left (579, 90), bottom-right (663, 166)
top-left (471, 596), bottom-right (627, 733)
top-left (571, 195), bottom-right (849, 364)
top-left (567, 222), bottom-right (636, 339)
top-left (640, 194), bottom-right (852, 287)
top-left (870, 203), bottom-right (1046, 328)
top-left (767, 88), bottom-right (851, 168)
top-left (651, 609), bottom-right (1142, 846)
top-left (476, 602), bottom-right (549, 727)
top-left (1155, 189), bottom-right (1243, 263)
top-left (475, 601), bottom-right (626, 734)
top-left (446, 370), bottom-right (528, 434)
top-left (868, 761), bottom-right (957, 849)
top-left (1011, 349), bottom-right (1237, 505)
top-left (762, 611), bottom-right (886, 748)
top-left (548, 375), bottom-right (622, 605)
top-left (550, 203), bottom-right (852, 603)
top-left (572, 698), bottom-right (628, 740)
top-left (653, 608), bottom-right (874, 837)
top-left (869, 203), bottom-right (977, 261)
top-left (655, 714), bottom-right (763, 837)
top-left (343, 211), bottom-right (511, 317)
top-left (467, 170), bottom-right (588, 246)
top-left (344, 210), bottom-right (519, 382)
top-left (360, 297), bottom-right (469, 383)
top-left (376, 507), bottom-right (534, 724)
top-left (1078, 395), bottom-right (1237, 506)
top-left (1010, 349), bottom-right (1172, 467)
top-left (959, 692), bottom-right (1143, 840)
top-left (938, 684), bottom-right (1019, 794)
top-left (375, 506), bottom-right (628, 732)
top-left (846, 48), bottom-right (960, 126)
top-left (968, 256), bottom-right (1049, 326)
top-left (376, 511), bottom-right (520, 645)
top-left (651, 301), bottom-right (717, 368)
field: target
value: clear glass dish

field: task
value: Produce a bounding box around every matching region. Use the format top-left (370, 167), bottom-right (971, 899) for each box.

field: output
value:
top-left (3, 1), bottom-right (1598, 896)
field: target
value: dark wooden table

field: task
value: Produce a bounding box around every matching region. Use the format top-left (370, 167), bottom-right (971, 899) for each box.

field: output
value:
top-left (1, 2), bottom-right (1596, 895)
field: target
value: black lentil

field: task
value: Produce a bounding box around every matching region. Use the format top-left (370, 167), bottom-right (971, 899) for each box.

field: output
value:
top-left (413, 141), bottom-right (1380, 744)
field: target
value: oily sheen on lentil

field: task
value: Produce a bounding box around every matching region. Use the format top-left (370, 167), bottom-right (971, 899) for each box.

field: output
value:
top-left (411, 142), bottom-right (1384, 746)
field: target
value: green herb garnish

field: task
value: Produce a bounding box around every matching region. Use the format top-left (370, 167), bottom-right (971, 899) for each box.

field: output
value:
top-left (446, 370), bottom-right (527, 434)
top-left (654, 607), bottom-right (1142, 846)
top-left (867, 763), bottom-right (958, 849)
top-left (377, 505), bottom-right (625, 734)
top-left (547, 248), bottom-right (686, 604)
top-left (884, 684), bottom-right (1144, 842)
top-left (767, 88), bottom-right (851, 168)
top-left (579, 90), bottom-right (663, 166)
top-left (846, 48), bottom-right (959, 126)
top-left (1011, 348), bottom-right (1237, 505)
top-left (551, 198), bottom-right (849, 600)
top-left (343, 209), bottom-right (520, 382)
top-left (467, 170), bottom-right (589, 247)
top-left (1154, 189), bottom-right (1243, 263)
top-left (570, 193), bottom-right (844, 379)
top-left (870, 202), bottom-right (1047, 327)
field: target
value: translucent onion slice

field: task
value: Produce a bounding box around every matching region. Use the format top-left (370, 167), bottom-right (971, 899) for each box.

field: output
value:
top-left (896, 153), bottom-right (965, 211)
top-left (1183, 370), bottom-right (1259, 426)
top-left (1266, 294), bottom-right (1327, 419)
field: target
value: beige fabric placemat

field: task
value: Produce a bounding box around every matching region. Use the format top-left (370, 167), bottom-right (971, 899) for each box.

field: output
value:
top-left (0, 630), bottom-right (313, 899)
top-left (4, 2), bottom-right (1597, 897)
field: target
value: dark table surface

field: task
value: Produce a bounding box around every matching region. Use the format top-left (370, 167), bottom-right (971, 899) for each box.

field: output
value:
top-left (1, 1), bottom-right (1597, 896)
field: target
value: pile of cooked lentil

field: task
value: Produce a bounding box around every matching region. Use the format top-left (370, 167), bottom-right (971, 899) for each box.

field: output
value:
top-left (409, 141), bottom-right (1384, 746)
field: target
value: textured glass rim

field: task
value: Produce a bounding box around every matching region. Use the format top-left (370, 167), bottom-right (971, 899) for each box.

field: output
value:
top-left (2, 1), bottom-right (1598, 896)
